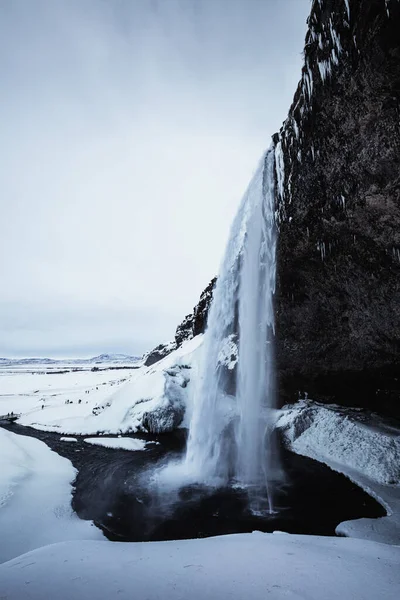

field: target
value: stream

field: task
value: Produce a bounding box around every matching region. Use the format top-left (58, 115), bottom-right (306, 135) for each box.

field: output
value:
top-left (1, 422), bottom-right (385, 541)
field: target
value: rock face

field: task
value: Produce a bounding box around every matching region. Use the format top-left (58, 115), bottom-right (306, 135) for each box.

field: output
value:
top-left (144, 341), bottom-right (177, 367)
top-left (175, 278), bottom-right (216, 346)
top-left (144, 278), bottom-right (216, 366)
top-left (273, 0), bottom-right (400, 416)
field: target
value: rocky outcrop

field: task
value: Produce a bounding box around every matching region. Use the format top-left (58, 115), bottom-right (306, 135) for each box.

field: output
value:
top-left (175, 278), bottom-right (216, 346)
top-left (144, 341), bottom-right (177, 367)
top-left (145, 0), bottom-right (400, 418)
top-left (144, 278), bottom-right (216, 366)
top-left (273, 0), bottom-right (400, 417)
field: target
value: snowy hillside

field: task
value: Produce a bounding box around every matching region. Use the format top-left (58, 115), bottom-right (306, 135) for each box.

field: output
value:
top-left (1, 337), bottom-right (203, 435)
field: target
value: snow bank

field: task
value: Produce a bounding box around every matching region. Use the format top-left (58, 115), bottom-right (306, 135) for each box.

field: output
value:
top-left (83, 437), bottom-right (148, 451)
top-left (17, 336), bottom-right (203, 436)
top-left (276, 400), bottom-right (400, 544)
top-left (0, 429), bottom-right (103, 563)
top-left (276, 400), bottom-right (400, 485)
top-left (1, 533), bottom-right (399, 600)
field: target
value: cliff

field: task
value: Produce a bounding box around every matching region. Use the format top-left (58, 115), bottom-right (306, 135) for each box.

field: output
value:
top-left (274, 0), bottom-right (400, 415)
top-left (145, 0), bottom-right (400, 418)
top-left (144, 278), bottom-right (216, 367)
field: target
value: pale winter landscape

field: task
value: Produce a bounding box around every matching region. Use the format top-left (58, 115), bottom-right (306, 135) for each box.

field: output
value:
top-left (1, 0), bottom-right (400, 599)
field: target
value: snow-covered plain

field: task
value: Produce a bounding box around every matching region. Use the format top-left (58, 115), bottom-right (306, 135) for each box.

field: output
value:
top-left (0, 428), bottom-right (103, 564)
top-left (1, 346), bottom-right (400, 599)
top-left (0, 337), bottom-right (203, 436)
top-left (0, 532), bottom-right (399, 600)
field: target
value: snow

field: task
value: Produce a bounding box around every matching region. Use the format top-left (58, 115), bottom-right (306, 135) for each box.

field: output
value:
top-left (276, 400), bottom-right (400, 544)
top-left (1, 336), bottom-right (203, 436)
top-left (0, 354), bottom-right (139, 368)
top-left (276, 400), bottom-right (400, 485)
top-left (60, 437), bottom-right (77, 442)
top-left (83, 437), bottom-right (148, 451)
top-left (1, 532), bottom-right (399, 600)
top-left (0, 428), bottom-right (103, 564)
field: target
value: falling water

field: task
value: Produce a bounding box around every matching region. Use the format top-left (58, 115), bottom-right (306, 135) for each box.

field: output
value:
top-left (184, 146), bottom-right (279, 513)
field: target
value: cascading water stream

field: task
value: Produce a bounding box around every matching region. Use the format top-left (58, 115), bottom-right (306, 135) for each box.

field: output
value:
top-left (184, 146), bottom-right (279, 513)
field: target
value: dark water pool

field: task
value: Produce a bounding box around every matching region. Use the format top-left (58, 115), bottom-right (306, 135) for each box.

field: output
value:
top-left (1, 423), bottom-right (385, 541)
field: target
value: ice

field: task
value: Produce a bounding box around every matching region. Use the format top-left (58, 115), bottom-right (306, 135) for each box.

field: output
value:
top-left (274, 140), bottom-right (285, 202)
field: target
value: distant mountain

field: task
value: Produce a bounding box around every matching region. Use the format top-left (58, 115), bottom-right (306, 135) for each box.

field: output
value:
top-left (0, 354), bottom-right (140, 367)
top-left (89, 354), bottom-right (140, 364)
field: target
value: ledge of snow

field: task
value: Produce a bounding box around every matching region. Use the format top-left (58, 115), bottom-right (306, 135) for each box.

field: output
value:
top-left (276, 400), bottom-right (400, 485)
top-left (83, 437), bottom-right (148, 451)
top-left (1, 534), bottom-right (399, 600)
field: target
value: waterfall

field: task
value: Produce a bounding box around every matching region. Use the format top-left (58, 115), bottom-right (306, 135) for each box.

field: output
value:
top-left (184, 146), bottom-right (279, 513)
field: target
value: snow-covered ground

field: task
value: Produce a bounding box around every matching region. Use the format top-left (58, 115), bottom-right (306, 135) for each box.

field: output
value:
top-left (0, 532), bottom-right (399, 600)
top-left (276, 400), bottom-right (400, 544)
top-left (0, 337), bottom-right (203, 436)
top-left (83, 437), bottom-right (150, 450)
top-left (0, 428), bottom-right (103, 564)
top-left (1, 348), bottom-right (400, 599)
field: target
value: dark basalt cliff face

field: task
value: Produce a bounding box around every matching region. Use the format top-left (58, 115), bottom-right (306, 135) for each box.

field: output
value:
top-left (175, 278), bottom-right (216, 346)
top-left (144, 278), bottom-right (216, 366)
top-left (274, 0), bottom-right (400, 416)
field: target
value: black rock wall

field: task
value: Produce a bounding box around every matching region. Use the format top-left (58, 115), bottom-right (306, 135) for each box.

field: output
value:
top-left (274, 0), bottom-right (400, 416)
top-left (144, 278), bottom-right (216, 366)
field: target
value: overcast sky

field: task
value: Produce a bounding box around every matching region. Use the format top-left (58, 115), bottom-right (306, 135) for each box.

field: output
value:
top-left (0, 0), bottom-right (310, 358)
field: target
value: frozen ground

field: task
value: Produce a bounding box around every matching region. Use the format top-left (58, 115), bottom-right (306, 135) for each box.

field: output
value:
top-left (0, 337), bottom-right (202, 436)
top-left (0, 532), bottom-right (399, 600)
top-left (0, 428), bottom-right (103, 564)
top-left (1, 350), bottom-right (400, 598)
top-left (276, 400), bottom-right (400, 544)
top-left (83, 437), bottom-right (150, 450)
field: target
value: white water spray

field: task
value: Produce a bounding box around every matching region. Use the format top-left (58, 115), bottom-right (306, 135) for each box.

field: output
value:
top-left (184, 146), bottom-right (279, 512)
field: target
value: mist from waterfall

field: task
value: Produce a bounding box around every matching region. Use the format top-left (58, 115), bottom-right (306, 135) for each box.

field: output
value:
top-left (184, 146), bottom-right (279, 513)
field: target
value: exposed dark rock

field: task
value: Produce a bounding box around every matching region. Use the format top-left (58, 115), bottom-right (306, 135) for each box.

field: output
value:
top-left (143, 342), bottom-right (177, 367)
top-left (144, 278), bottom-right (216, 367)
top-left (141, 403), bottom-right (185, 434)
top-left (175, 278), bottom-right (217, 346)
top-left (273, 0), bottom-right (400, 416)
